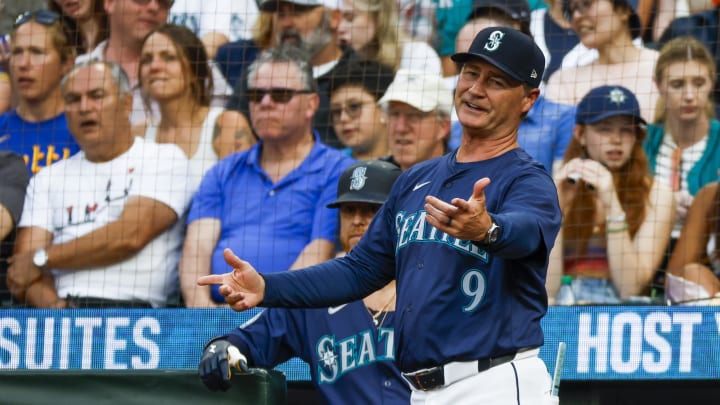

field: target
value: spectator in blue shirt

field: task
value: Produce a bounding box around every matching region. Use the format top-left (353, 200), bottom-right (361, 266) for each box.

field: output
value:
top-left (180, 45), bottom-right (354, 307)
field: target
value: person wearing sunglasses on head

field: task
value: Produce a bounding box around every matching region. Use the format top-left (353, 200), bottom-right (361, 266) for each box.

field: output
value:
top-left (377, 69), bottom-right (452, 172)
top-left (327, 60), bottom-right (394, 161)
top-left (0, 10), bottom-right (80, 175)
top-left (180, 45), bottom-right (354, 308)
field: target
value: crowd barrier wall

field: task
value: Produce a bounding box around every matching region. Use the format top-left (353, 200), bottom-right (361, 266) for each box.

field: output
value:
top-left (1, 306), bottom-right (719, 404)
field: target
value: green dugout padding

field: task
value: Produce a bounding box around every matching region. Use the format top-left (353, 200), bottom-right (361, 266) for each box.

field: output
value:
top-left (0, 369), bottom-right (287, 405)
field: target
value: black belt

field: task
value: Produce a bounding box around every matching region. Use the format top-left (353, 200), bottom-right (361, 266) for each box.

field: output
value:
top-left (402, 352), bottom-right (520, 391)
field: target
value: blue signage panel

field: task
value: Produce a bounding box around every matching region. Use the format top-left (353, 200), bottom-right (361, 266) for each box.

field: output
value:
top-left (541, 306), bottom-right (720, 380)
top-left (2, 307), bottom-right (719, 381)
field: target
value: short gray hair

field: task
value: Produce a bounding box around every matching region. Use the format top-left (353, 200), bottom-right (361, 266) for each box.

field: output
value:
top-left (60, 60), bottom-right (132, 96)
top-left (246, 45), bottom-right (317, 92)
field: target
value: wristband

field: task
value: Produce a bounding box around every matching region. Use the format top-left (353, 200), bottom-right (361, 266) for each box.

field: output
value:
top-left (606, 223), bottom-right (629, 234)
top-left (606, 213), bottom-right (627, 223)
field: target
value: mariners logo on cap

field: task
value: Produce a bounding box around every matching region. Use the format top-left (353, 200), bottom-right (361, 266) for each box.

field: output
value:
top-left (608, 87), bottom-right (628, 106)
top-left (349, 166), bottom-right (367, 190)
top-left (483, 31), bottom-right (505, 52)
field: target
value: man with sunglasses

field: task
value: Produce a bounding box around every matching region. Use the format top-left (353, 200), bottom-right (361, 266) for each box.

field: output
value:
top-left (378, 69), bottom-right (453, 172)
top-left (180, 45), bottom-right (354, 307)
top-left (223, 0), bottom-right (358, 149)
top-left (76, 0), bottom-right (232, 124)
top-left (7, 60), bottom-right (192, 309)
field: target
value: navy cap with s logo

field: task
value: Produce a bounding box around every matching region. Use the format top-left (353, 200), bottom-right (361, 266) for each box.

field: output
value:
top-left (327, 160), bottom-right (401, 208)
top-left (451, 26), bottom-right (545, 88)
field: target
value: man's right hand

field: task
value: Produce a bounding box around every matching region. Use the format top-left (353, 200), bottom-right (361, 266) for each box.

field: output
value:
top-left (198, 339), bottom-right (249, 391)
top-left (196, 248), bottom-right (266, 312)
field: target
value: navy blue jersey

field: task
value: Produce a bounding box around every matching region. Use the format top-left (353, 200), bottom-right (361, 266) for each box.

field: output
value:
top-left (263, 149), bottom-right (562, 372)
top-left (225, 302), bottom-right (409, 405)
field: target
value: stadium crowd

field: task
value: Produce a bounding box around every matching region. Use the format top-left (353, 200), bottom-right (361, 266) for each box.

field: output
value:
top-left (1, 0), bottom-right (720, 310)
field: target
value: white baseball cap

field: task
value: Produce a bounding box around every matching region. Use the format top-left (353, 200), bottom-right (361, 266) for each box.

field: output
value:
top-left (259, 0), bottom-right (341, 11)
top-left (378, 69), bottom-right (453, 116)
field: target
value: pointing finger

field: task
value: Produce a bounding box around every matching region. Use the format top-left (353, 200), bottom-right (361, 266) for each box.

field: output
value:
top-left (197, 274), bottom-right (226, 286)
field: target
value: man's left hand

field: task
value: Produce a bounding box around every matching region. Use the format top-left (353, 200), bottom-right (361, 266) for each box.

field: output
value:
top-left (425, 177), bottom-right (493, 242)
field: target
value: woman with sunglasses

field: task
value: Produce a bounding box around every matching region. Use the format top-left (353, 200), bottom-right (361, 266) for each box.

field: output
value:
top-left (543, 0), bottom-right (659, 122)
top-left (49, 0), bottom-right (109, 54)
top-left (328, 60), bottom-right (394, 160)
top-left (138, 24), bottom-right (253, 187)
top-left (337, 0), bottom-right (441, 74)
top-left (0, 10), bottom-right (79, 175)
top-left (547, 85), bottom-right (674, 304)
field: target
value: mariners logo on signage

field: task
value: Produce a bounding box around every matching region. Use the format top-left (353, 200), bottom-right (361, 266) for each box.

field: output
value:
top-left (350, 166), bottom-right (367, 191)
top-left (484, 31), bottom-right (505, 52)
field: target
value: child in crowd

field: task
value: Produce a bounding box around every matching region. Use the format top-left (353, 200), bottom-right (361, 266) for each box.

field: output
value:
top-left (328, 60), bottom-right (394, 160)
top-left (548, 85), bottom-right (674, 304)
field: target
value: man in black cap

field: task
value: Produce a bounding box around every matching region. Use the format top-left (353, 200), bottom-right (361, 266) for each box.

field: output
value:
top-left (197, 160), bottom-right (411, 404)
top-left (199, 27), bottom-right (562, 403)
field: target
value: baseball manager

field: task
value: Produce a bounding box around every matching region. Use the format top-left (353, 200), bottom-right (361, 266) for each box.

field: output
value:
top-left (199, 26), bottom-right (562, 404)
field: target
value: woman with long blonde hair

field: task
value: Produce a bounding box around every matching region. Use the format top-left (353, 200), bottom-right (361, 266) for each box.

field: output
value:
top-left (337, 0), bottom-right (441, 74)
top-left (547, 85), bottom-right (674, 304)
top-left (644, 36), bottom-right (720, 246)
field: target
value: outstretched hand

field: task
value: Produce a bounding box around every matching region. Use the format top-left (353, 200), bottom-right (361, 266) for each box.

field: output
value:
top-left (424, 177), bottom-right (493, 242)
top-left (197, 248), bottom-right (266, 311)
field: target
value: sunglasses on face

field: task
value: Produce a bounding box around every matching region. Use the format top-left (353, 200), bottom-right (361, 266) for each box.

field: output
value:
top-left (247, 87), bottom-right (314, 104)
top-left (131, 0), bottom-right (175, 9)
top-left (14, 10), bottom-right (60, 28)
top-left (330, 101), bottom-right (374, 121)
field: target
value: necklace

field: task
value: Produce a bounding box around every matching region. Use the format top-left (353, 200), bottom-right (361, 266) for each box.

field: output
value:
top-left (367, 291), bottom-right (396, 328)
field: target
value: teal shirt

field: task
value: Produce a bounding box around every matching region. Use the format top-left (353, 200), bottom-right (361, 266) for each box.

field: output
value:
top-left (435, 0), bottom-right (473, 56)
top-left (643, 119), bottom-right (720, 196)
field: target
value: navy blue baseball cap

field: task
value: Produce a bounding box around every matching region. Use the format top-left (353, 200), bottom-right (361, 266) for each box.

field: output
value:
top-left (575, 85), bottom-right (647, 125)
top-left (469, 0), bottom-right (531, 25)
top-left (451, 26), bottom-right (545, 88)
top-left (328, 160), bottom-right (401, 208)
